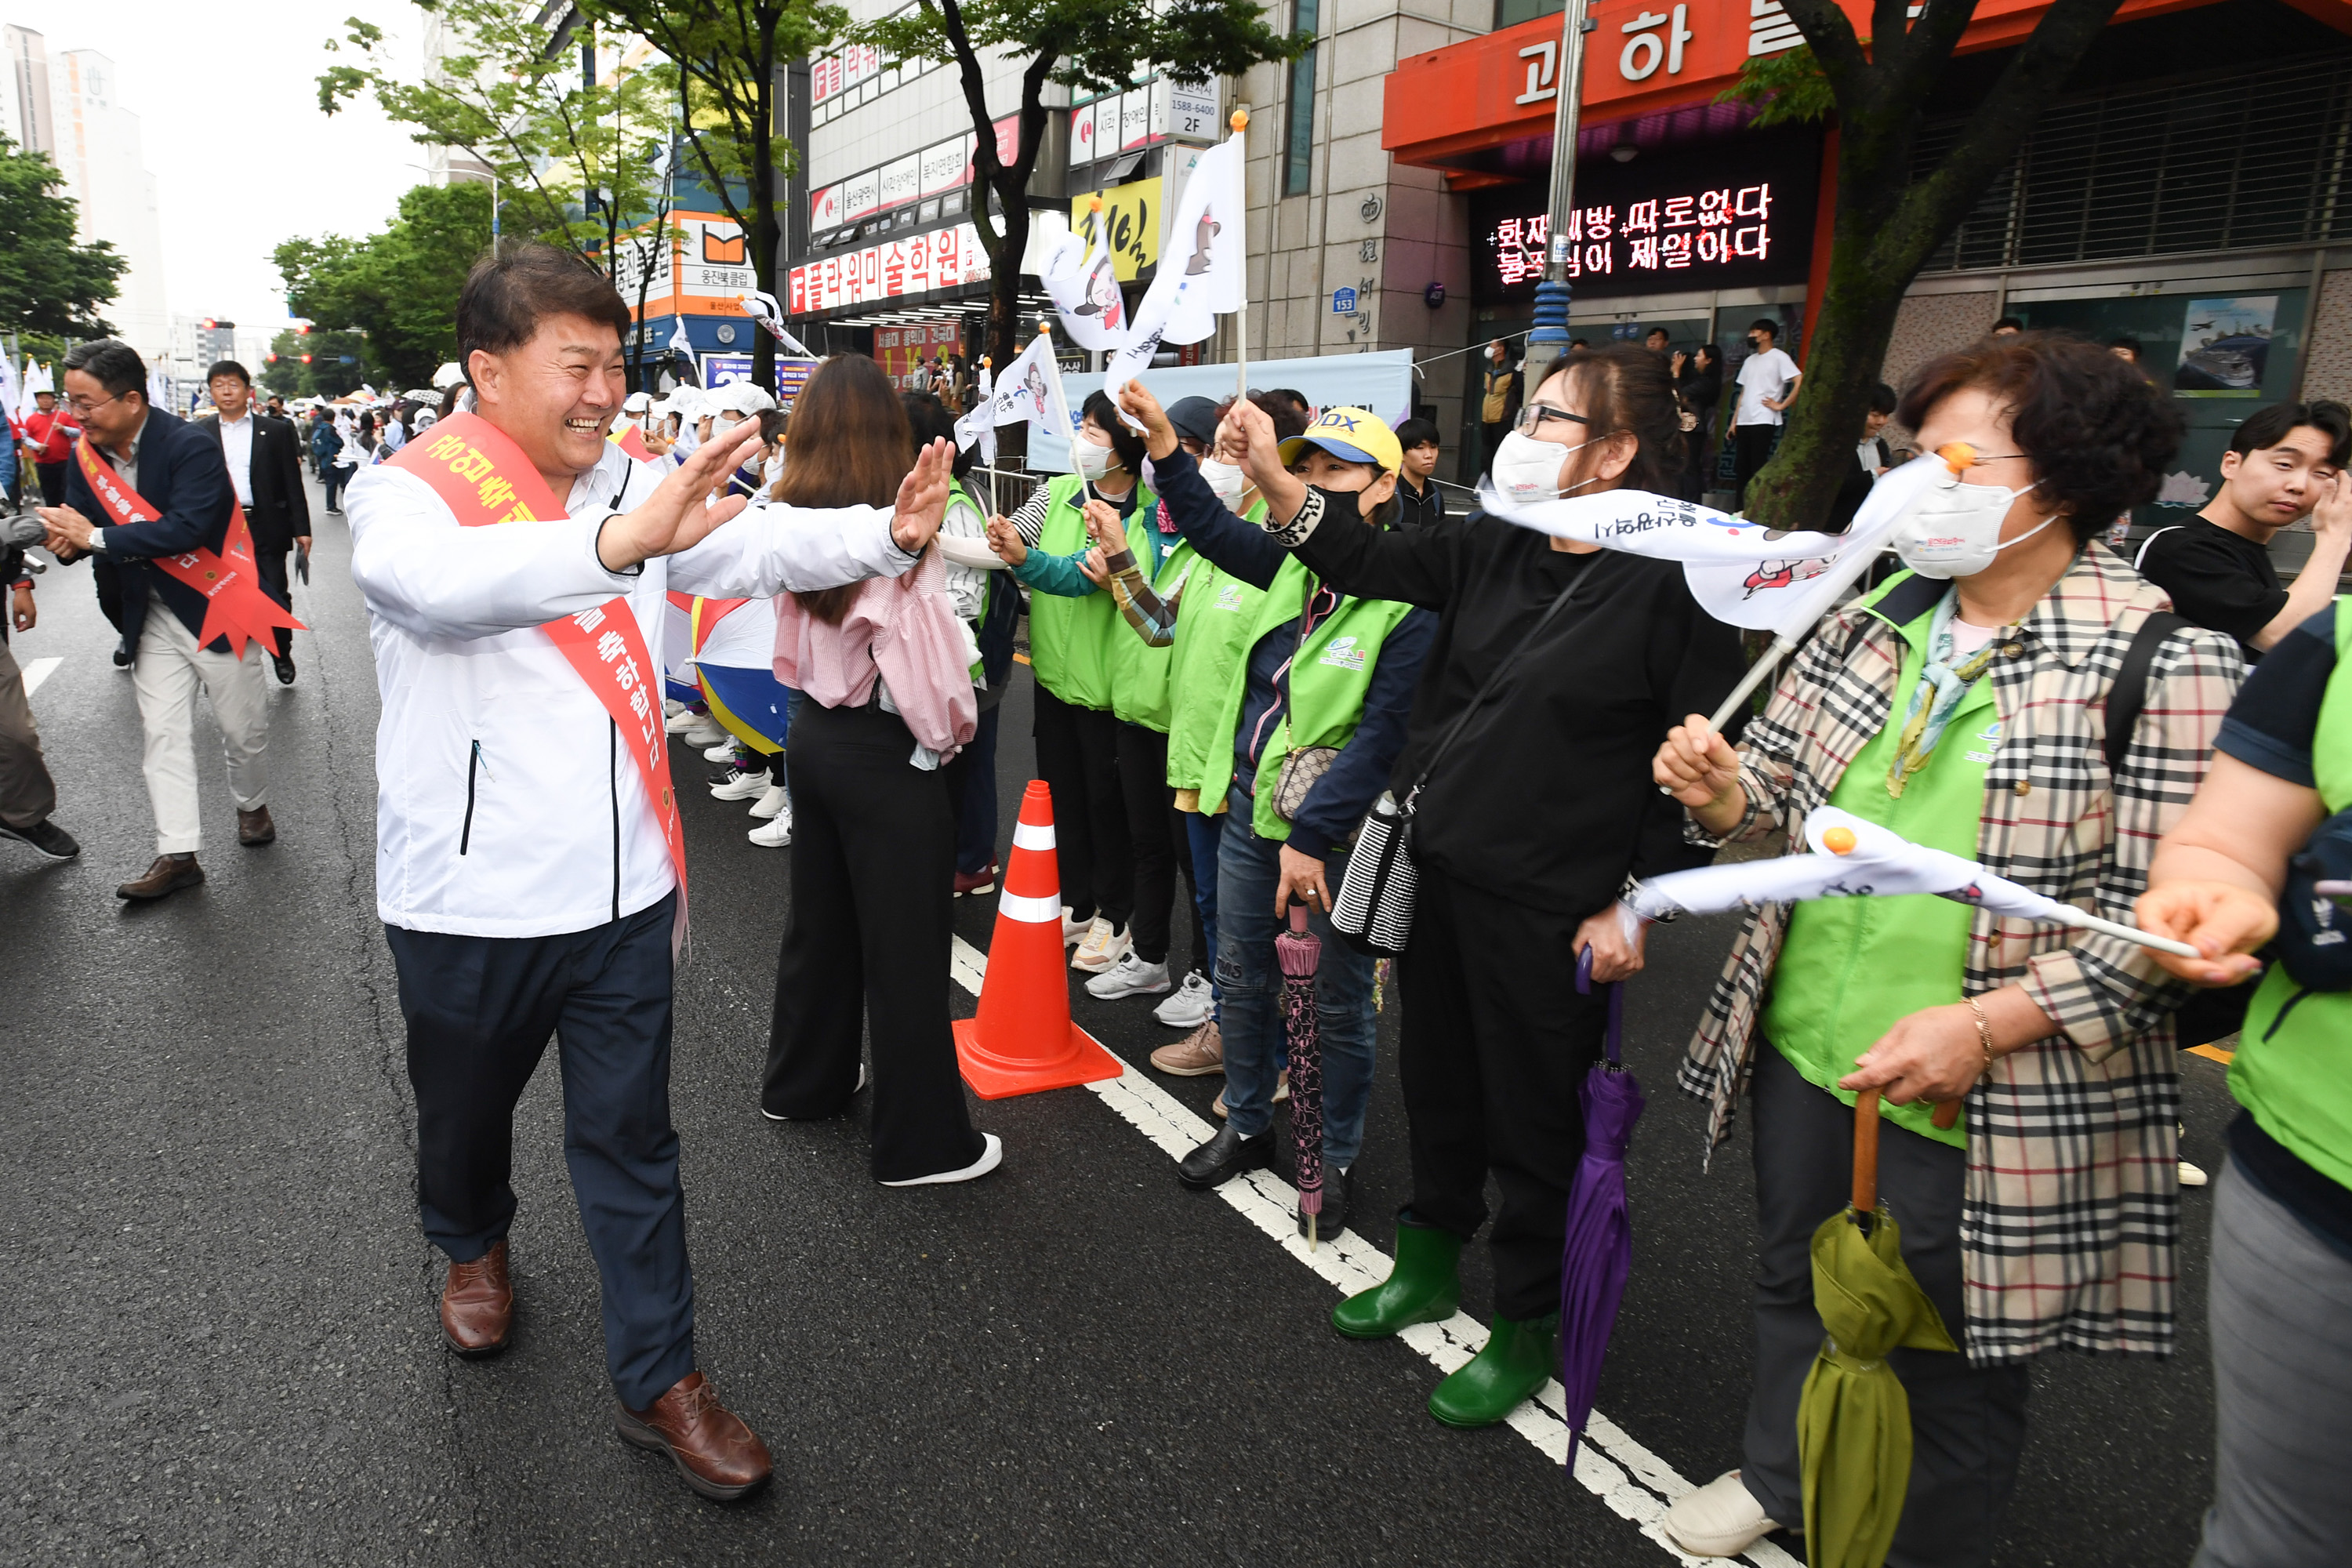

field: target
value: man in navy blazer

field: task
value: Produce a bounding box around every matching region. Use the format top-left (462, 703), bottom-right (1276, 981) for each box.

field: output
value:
top-left (38, 339), bottom-right (278, 901)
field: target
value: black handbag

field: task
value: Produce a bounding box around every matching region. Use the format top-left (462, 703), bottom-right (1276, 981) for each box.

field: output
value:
top-left (1330, 572), bottom-right (1594, 956)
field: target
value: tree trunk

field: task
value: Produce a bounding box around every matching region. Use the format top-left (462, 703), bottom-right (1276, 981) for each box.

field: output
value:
top-left (751, 67), bottom-right (778, 391)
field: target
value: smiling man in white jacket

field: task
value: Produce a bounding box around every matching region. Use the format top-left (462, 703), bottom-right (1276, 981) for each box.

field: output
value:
top-left (344, 245), bottom-right (952, 1502)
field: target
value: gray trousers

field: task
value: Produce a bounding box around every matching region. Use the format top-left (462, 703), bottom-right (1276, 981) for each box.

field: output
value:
top-left (2193, 1157), bottom-right (2352, 1567)
top-left (1742, 1044), bottom-right (2031, 1568)
top-left (0, 641), bottom-right (59, 830)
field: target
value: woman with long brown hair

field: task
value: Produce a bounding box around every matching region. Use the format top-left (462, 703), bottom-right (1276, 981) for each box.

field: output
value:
top-left (757, 355), bottom-right (996, 1185)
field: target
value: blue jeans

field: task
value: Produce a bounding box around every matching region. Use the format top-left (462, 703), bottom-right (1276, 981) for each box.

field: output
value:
top-left (1214, 804), bottom-right (1374, 1169)
top-left (1185, 808), bottom-right (1224, 1017)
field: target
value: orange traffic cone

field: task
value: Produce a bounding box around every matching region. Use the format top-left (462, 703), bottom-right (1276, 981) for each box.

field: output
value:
top-left (955, 781), bottom-right (1126, 1098)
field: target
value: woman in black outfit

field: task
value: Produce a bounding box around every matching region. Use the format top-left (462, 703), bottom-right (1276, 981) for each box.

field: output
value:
top-left (1229, 343), bottom-right (1746, 1428)
top-left (1673, 343), bottom-right (1723, 495)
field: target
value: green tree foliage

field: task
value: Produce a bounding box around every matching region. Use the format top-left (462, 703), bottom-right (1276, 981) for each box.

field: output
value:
top-left (260, 328), bottom-right (372, 399)
top-left (1737, 0), bottom-right (2125, 531)
top-left (866, 0), bottom-right (1304, 372)
top-left (582, 0), bottom-right (840, 388)
top-left (0, 134), bottom-right (129, 339)
top-left (274, 183), bottom-right (492, 390)
top-left (320, 1), bottom-right (678, 272)
top-left (1716, 45), bottom-right (1836, 127)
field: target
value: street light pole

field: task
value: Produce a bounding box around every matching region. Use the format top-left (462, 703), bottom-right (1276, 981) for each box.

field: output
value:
top-left (1523, 0), bottom-right (1595, 400)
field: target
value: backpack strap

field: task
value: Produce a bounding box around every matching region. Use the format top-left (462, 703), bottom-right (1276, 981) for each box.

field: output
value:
top-left (2104, 610), bottom-right (2190, 774)
top-left (2132, 524), bottom-right (2183, 572)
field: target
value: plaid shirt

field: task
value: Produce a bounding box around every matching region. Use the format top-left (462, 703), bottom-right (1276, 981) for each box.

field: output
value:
top-left (1677, 544), bottom-right (2244, 1364)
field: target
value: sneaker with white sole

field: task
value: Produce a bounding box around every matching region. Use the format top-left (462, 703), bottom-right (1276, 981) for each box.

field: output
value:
top-left (879, 1133), bottom-right (1004, 1188)
top-left (748, 783), bottom-right (789, 820)
top-left (2180, 1159), bottom-right (2209, 1187)
top-left (1211, 1071), bottom-right (1287, 1119)
top-left (1069, 916), bottom-right (1131, 974)
top-left (711, 768), bottom-right (771, 802)
top-left (702, 739), bottom-right (742, 764)
top-left (748, 809), bottom-right (793, 848)
top-left (664, 705), bottom-right (699, 733)
top-left (1661, 1472), bottom-right (1783, 1559)
top-left (1087, 951), bottom-right (1171, 1000)
top-left (1149, 1020), bottom-right (1221, 1076)
top-left (681, 717), bottom-right (728, 750)
top-left (1061, 908), bottom-right (1091, 946)
top-left (663, 697), bottom-right (687, 718)
top-left (1153, 971), bottom-right (1214, 1028)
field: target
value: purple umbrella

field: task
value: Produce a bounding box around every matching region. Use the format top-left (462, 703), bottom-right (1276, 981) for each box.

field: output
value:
top-left (1559, 946), bottom-right (1647, 1467)
top-left (1277, 903), bottom-right (1327, 1249)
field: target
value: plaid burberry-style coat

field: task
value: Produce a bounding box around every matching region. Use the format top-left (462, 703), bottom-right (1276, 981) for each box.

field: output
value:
top-left (1677, 545), bottom-right (2244, 1365)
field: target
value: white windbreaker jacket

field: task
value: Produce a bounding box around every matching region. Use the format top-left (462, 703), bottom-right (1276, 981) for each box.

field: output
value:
top-left (348, 439), bottom-right (913, 938)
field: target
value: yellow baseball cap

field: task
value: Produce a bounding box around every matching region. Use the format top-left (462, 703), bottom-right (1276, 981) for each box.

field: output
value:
top-left (1278, 406), bottom-right (1403, 475)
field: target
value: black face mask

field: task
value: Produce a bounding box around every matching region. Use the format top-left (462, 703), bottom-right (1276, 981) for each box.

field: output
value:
top-left (1747, 336), bottom-right (1762, 350)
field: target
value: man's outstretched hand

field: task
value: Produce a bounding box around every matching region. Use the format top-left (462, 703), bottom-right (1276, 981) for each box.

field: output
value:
top-left (891, 437), bottom-right (956, 554)
top-left (596, 427), bottom-right (767, 572)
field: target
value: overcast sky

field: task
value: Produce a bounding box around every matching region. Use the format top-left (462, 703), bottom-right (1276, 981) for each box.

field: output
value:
top-left (4, 0), bottom-right (431, 328)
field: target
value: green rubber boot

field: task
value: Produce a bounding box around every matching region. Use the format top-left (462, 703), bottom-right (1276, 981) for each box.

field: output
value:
top-left (1427, 1313), bottom-right (1559, 1428)
top-left (1331, 1221), bottom-right (1463, 1340)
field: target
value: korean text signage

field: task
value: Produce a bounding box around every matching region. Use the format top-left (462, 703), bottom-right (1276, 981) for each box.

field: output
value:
top-left (811, 133), bottom-right (975, 235)
top-left (788, 222), bottom-right (991, 314)
top-left (613, 212), bottom-right (756, 319)
top-left (702, 355), bottom-right (820, 404)
top-left (1469, 131), bottom-right (1818, 304)
top-left (1072, 176), bottom-right (1163, 281)
top-left (877, 321), bottom-right (964, 388)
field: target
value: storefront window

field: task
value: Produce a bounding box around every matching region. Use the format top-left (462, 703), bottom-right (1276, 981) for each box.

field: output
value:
top-left (1494, 0), bottom-right (1566, 28)
top-left (1283, 0), bottom-right (1319, 197)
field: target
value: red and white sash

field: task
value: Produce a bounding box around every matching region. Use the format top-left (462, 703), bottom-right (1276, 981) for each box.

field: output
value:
top-left (387, 412), bottom-right (690, 927)
top-left (73, 437), bottom-right (306, 658)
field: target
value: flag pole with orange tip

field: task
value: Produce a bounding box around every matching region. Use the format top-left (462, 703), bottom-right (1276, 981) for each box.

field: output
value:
top-left (954, 781), bottom-right (1127, 1098)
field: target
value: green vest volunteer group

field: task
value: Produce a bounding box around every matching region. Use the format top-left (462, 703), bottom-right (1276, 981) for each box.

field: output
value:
top-left (2234, 603), bottom-right (2352, 1197)
top-left (1022, 474), bottom-right (1410, 844)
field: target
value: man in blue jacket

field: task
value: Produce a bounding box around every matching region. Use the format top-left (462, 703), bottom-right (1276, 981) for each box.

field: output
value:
top-left (38, 339), bottom-right (277, 900)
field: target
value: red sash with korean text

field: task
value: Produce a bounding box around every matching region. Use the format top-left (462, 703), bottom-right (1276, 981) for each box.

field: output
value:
top-left (386, 412), bottom-right (689, 918)
top-left (72, 437), bottom-right (307, 658)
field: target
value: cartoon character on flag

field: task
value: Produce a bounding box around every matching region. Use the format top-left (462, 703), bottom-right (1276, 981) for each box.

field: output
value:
top-left (1040, 201), bottom-right (1129, 352)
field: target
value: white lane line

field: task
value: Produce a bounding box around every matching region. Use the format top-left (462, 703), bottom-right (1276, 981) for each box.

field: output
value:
top-left (20, 656), bottom-right (61, 697)
top-left (949, 934), bottom-right (1798, 1568)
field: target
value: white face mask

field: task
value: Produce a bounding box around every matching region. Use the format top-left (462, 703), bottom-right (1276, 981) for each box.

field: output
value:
top-left (1891, 473), bottom-right (2053, 579)
top-left (1075, 438), bottom-right (1116, 481)
top-left (1491, 430), bottom-right (1601, 505)
top-left (1198, 456), bottom-right (1249, 508)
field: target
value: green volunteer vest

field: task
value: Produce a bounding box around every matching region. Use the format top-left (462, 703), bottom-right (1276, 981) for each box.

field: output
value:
top-left (1763, 578), bottom-right (1999, 1148)
top-left (1108, 527), bottom-right (1196, 732)
top-left (1022, 474), bottom-right (1154, 712)
top-left (1163, 531), bottom-right (1267, 800)
top-left (2231, 598), bottom-right (2352, 1192)
top-left (1201, 554), bottom-right (1415, 844)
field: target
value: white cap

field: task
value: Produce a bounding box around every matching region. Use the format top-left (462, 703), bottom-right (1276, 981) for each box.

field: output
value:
top-left (431, 361), bottom-right (466, 389)
top-left (623, 391), bottom-right (652, 412)
top-left (714, 379), bottom-right (777, 416)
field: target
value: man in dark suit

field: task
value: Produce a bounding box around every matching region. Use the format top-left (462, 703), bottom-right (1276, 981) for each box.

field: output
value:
top-left (197, 359), bottom-right (310, 684)
top-left (37, 339), bottom-right (278, 901)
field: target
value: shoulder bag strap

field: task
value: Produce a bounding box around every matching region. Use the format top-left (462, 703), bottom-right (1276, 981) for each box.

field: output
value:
top-left (1403, 566), bottom-right (1599, 808)
top-left (2104, 610), bottom-right (2189, 773)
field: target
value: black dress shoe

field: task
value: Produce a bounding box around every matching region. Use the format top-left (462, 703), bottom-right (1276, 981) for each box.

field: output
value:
top-left (1178, 1124), bottom-right (1271, 1190)
top-left (1298, 1163), bottom-right (1352, 1241)
top-left (111, 640), bottom-right (132, 669)
top-left (272, 652), bottom-right (296, 685)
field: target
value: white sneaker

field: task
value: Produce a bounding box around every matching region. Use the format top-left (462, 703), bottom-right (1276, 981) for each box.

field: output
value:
top-left (748, 783), bottom-right (789, 820)
top-left (664, 704), bottom-right (699, 732)
top-left (710, 768), bottom-right (771, 801)
top-left (663, 697), bottom-right (687, 718)
top-left (748, 808), bottom-right (793, 848)
top-left (1070, 916), bottom-right (1131, 974)
top-left (1061, 908), bottom-right (1091, 946)
top-left (880, 1132), bottom-right (1004, 1188)
top-left (1661, 1472), bottom-right (1783, 1559)
top-left (2180, 1159), bottom-right (2210, 1187)
top-left (1087, 951), bottom-right (1172, 1000)
top-left (702, 739), bottom-right (741, 763)
top-left (681, 717), bottom-right (727, 749)
top-left (1153, 971), bottom-right (1214, 1028)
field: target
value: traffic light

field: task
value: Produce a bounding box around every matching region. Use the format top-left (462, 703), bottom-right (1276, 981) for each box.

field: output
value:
top-left (296, 324), bottom-right (311, 335)
top-left (266, 352), bottom-right (278, 363)
top-left (299, 354), bottom-right (314, 364)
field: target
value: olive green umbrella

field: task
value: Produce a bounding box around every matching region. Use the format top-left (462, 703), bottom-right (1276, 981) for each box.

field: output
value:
top-left (1796, 1089), bottom-right (1960, 1568)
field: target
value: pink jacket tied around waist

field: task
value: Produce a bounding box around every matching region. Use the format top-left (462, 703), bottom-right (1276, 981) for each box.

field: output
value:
top-left (771, 543), bottom-right (977, 759)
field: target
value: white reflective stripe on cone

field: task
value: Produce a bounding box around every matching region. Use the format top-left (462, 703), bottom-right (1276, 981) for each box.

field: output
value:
top-left (1011, 821), bottom-right (1056, 851)
top-left (997, 891), bottom-right (1061, 923)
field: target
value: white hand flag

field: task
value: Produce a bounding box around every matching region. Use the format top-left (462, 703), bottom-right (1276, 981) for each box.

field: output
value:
top-left (1622, 805), bottom-right (2198, 958)
top-left (0, 356), bottom-right (19, 428)
top-left (1040, 218), bottom-right (1130, 352)
top-left (737, 291), bottom-right (814, 358)
top-left (1102, 130), bottom-right (1247, 413)
top-left (955, 332), bottom-right (1072, 459)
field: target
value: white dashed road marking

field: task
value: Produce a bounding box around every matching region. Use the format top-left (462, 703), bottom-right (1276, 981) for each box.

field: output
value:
top-left (949, 933), bottom-right (1798, 1568)
top-left (20, 656), bottom-right (61, 697)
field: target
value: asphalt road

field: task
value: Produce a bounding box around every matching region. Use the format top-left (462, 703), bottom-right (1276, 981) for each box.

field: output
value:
top-left (0, 473), bottom-right (2234, 1566)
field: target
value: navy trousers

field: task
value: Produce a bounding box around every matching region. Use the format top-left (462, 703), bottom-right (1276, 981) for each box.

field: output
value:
top-left (386, 893), bottom-right (695, 1409)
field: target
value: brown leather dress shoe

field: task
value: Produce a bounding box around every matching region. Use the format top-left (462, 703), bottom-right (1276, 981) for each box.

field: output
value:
top-left (237, 806), bottom-right (277, 846)
top-left (116, 855), bottom-right (205, 901)
top-left (439, 1240), bottom-right (513, 1356)
top-left (617, 1372), bottom-right (772, 1501)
